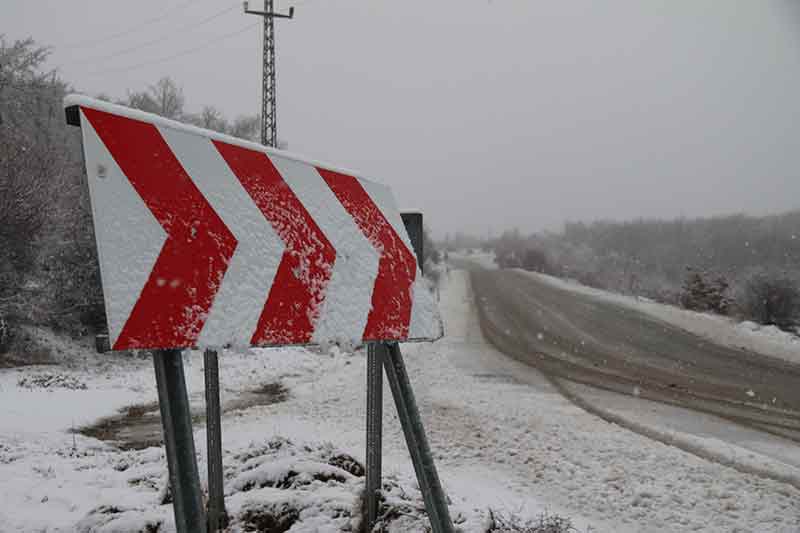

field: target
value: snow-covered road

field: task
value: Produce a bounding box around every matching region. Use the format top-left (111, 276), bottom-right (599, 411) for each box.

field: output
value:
top-left (415, 269), bottom-right (800, 532)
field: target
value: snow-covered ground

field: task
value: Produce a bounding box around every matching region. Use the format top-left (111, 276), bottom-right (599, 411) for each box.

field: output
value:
top-left (2, 268), bottom-right (800, 531)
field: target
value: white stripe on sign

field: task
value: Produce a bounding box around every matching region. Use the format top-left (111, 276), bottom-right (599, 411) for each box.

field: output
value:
top-left (408, 277), bottom-right (443, 340)
top-left (269, 155), bottom-right (380, 345)
top-left (359, 179), bottom-right (442, 340)
top-left (159, 126), bottom-right (284, 348)
top-left (80, 110), bottom-right (167, 348)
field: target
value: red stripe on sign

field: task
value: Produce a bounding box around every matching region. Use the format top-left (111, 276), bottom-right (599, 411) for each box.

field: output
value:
top-left (81, 108), bottom-right (237, 350)
top-left (317, 169), bottom-right (416, 340)
top-left (213, 141), bottom-right (336, 344)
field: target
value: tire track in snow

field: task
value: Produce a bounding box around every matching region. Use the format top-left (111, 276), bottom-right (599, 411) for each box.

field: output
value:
top-left (468, 269), bottom-right (800, 493)
top-left (548, 375), bottom-right (800, 492)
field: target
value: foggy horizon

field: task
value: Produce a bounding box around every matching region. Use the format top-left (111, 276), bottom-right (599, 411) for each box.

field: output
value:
top-left (5, 0), bottom-right (800, 238)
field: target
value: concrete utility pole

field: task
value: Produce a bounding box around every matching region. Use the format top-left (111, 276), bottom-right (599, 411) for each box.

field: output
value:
top-left (244, 0), bottom-right (294, 147)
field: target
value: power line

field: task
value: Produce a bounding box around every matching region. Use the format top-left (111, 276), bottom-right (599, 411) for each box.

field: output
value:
top-left (83, 22), bottom-right (259, 76)
top-left (68, 4), bottom-right (239, 66)
top-left (61, 0), bottom-right (201, 50)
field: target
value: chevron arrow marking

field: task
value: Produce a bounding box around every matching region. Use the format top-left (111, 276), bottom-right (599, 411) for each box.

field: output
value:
top-left (81, 108), bottom-right (237, 350)
top-left (66, 95), bottom-right (442, 350)
top-left (157, 127), bottom-right (284, 349)
top-left (214, 141), bottom-right (336, 345)
top-left (317, 168), bottom-right (417, 340)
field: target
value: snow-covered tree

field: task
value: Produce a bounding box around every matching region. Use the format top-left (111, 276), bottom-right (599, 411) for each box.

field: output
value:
top-left (0, 35), bottom-right (103, 340)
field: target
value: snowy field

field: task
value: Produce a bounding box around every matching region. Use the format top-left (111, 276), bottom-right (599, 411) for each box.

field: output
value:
top-left (1, 268), bottom-right (800, 531)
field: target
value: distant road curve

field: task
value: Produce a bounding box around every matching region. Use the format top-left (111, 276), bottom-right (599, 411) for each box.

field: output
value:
top-left (464, 264), bottom-right (800, 442)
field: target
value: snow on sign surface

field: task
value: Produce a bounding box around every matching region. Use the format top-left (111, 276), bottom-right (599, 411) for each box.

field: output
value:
top-left (64, 94), bottom-right (443, 351)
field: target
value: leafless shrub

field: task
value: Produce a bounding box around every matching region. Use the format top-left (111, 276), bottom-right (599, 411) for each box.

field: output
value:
top-left (0, 324), bottom-right (52, 367)
top-left (229, 114), bottom-right (261, 141)
top-left (126, 76), bottom-right (185, 119)
top-left (424, 260), bottom-right (442, 289)
top-left (680, 268), bottom-right (731, 314)
top-left (521, 248), bottom-right (553, 274)
top-left (487, 509), bottom-right (579, 533)
top-left (0, 35), bottom-right (105, 339)
top-left (0, 315), bottom-right (11, 353)
top-left (18, 372), bottom-right (87, 390)
top-left (739, 270), bottom-right (800, 331)
top-left (0, 37), bottom-right (58, 289)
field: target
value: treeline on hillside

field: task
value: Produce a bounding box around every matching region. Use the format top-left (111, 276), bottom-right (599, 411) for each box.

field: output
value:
top-left (490, 211), bottom-right (800, 332)
top-left (0, 36), bottom-right (261, 359)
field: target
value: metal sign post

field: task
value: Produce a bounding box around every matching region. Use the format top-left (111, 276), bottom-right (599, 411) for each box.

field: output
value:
top-left (365, 342), bottom-right (385, 526)
top-left (204, 349), bottom-right (228, 532)
top-left (383, 342), bottom-right (453, 533)
top-left (153, 349), bottom-right (207, 533)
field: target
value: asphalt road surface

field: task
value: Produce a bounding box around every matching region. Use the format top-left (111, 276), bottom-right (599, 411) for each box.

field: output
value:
top-left (465, 264), bottom-right (800, 441)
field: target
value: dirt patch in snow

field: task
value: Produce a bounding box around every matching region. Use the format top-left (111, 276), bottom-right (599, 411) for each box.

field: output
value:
top-left (240, 501), bottom-right (300, 532)
top-left (17, 372), bottom-right (88, 390)
top-left (227, 381), bottom-right (289, 412)
top-left (77, 382), bottom-right (289, 450)
top-left (487, 510), bottom-right (579, 533)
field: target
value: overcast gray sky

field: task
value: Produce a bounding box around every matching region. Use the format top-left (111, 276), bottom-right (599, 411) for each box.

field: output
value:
top-left (5, 0), bottom-right (800, 237)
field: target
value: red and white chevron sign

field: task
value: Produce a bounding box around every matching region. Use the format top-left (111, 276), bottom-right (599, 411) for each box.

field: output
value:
top-left (64, 95), bottom-right (442, 351)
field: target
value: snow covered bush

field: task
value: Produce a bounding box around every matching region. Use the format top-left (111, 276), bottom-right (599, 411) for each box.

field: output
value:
top-left (0, 36), bottom-right (54, 327)
top-left (679, 268), bottom-right (730, 314)
top-left (0, 35), bottom-right (105, 338)
top-left (521, 247), bottom-right (553, 274)
top-left (0, 323), bottom-right (53, 367)
top-left (739, 271), bottom-right (800, 331)
top-left (0, 315), bottom-right (9, 353)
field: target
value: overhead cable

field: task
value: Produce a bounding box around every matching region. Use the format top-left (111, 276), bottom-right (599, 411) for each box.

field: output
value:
top-left (84, 22), bottom-right (259, 76)
top-left (61, 0), bottom-right (202, 49)
top-left (69, 4), bottom-right (239, 65)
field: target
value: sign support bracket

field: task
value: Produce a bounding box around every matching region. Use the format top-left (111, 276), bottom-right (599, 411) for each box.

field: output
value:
top-left (383, 342), bottom-right (454, 533)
